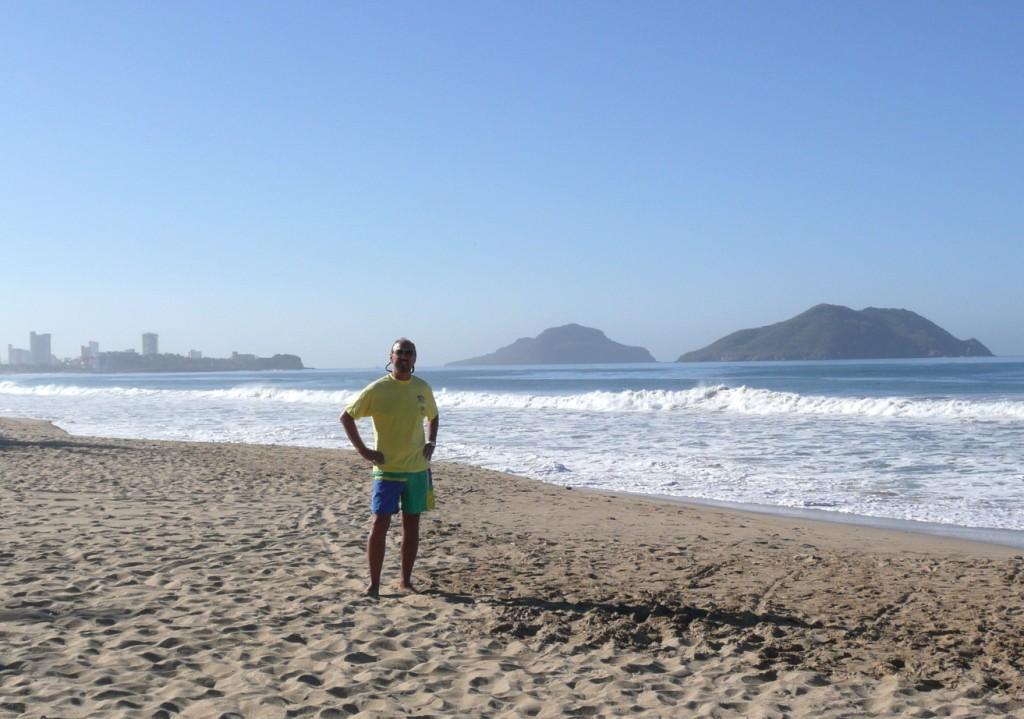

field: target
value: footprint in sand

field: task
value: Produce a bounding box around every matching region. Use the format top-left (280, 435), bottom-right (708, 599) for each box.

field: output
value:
top-left (344, 651), bottom-right (377, 664)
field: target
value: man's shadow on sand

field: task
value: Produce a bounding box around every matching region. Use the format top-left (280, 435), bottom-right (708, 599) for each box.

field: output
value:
top-left (0, 437), bottom-right (137, 454)
top-left (422, 589), bottom-right (813, 632)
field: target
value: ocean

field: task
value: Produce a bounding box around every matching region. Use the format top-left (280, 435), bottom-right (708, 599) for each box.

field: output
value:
top-left (3, 358), bottom-right (1023, 541)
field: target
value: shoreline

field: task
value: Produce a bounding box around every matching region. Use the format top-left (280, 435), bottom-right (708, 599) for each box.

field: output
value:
top-left (646, 493), bottom-right (1024, 551)
top-left (23, 414), bottom-right (1024, 553)
top-left (3, 416), bottom-right (1024, 717)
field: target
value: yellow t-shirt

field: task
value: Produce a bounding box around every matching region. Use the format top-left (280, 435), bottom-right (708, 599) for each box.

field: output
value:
top-left (345, 374), bottom-right (438, 474)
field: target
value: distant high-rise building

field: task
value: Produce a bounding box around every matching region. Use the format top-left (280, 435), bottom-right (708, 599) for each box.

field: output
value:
top-left (81, 341), bottom-right (100, 360)
top-left (142, 333), bottom-right (159, 356)
top-left (189, 349), bottom-right (202, 360)
top-left (30, 332), bottom-right (52, 366)
top-left (8, 344), bottom-right (33, 365)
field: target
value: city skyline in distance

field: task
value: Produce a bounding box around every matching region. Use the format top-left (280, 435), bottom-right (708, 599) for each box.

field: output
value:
top-left (3, 328), bottom-right (303, 372)
top-left (5, 330), bottom-right (205, 367)
top-left (3, 3), bottom-right (1022, 367)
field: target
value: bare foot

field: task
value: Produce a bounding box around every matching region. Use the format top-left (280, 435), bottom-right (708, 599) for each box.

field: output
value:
top-left (398, 582), bottom-right (418, 594)
top-left (365, 584), bottom-right (380, 599)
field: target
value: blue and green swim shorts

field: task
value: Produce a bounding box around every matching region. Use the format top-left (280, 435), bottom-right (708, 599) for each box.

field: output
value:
top-left (371, 470), bottom-right (435, 515)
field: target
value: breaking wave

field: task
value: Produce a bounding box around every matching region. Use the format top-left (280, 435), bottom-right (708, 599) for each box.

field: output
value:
top-left (0, 381), bottom-right (357, 404)
top-left (2, 380), bottom-right (1023, 421)
top-left (435, 386), bottom-right (1024, 420)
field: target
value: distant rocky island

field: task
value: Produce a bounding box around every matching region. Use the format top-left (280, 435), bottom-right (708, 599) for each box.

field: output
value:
top-left (678, 304), bottom-right (992, 362)
top-left (448, 324), bottom-right (655, 365)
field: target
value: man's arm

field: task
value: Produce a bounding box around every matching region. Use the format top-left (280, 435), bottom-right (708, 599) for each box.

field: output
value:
top-left (422, 415), bottom-right (439, 460)
top-left (340, 411), bottom-right (385, 465)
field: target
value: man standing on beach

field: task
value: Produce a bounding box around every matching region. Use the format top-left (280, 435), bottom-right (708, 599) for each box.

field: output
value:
top-left (340, 338), bottom-right (439, 598)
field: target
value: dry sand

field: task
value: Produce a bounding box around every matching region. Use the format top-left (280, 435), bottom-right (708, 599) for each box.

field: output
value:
top-left (2, 416), bottom-right (1023, 718)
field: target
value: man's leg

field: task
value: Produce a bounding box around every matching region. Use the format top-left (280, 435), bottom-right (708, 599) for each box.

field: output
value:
top-left (366, 513), bottom-right (392, 598)
top-left (399, 512), bottom-right (420, 592)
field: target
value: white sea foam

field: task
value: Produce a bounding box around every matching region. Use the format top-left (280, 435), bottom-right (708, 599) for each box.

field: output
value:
top-left (4, 373), bottom-right (1024, 531)
top-left (3, 381), bottom-right (1022, 422)
top-left (435, 386), bottom-right (1024, 420)
top-left (0, 381), bottom-right (164, 398)
top-left (0, 381), bottom-right (358, 405)
top-left (198, 387), bottom-right (359, 403)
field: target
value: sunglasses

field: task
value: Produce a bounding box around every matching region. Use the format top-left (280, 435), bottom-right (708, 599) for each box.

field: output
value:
top-left (392, 348), bottom-right (416, 357)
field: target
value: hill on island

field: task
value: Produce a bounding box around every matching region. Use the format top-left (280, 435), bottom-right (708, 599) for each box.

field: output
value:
top-left (678, 304), bottom-right (993, 362)
top-left (448, 324), bottom-right (655, 365)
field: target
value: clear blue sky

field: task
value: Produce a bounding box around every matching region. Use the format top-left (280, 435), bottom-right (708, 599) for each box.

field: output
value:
top-left (3, 1), bottom-right (1021, 367)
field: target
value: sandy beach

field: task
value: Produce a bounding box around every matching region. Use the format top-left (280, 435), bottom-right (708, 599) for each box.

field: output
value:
top-left (2, 416), bottom-right (1023, 718)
